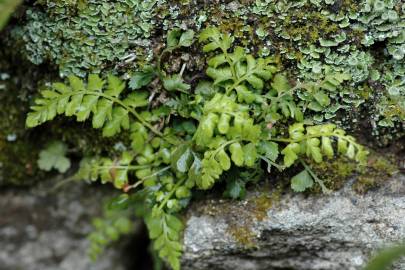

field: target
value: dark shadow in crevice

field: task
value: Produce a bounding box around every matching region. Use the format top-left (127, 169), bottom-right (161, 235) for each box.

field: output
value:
top-left (122, 222), bottom-right (156, 270)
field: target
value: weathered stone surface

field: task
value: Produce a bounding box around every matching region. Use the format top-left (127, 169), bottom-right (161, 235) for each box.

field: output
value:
top-left (182, 174), bottom-right (405, 270)
top-left (0, 179), bottom-right (129, 270)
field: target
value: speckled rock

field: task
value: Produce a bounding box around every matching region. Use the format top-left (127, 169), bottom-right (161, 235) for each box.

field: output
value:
top-left (182, 174), bottom-right (405, 270)
top-left (0, 179), bottom-right (129, 270)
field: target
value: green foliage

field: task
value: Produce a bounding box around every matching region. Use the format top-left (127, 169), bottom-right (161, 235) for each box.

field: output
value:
top-left (280, 123), bottom-right (368, 168)
top-left (0, 0), bottom-right (22, 30)
top-left (145, 210), bottom-right (183, 270)
top-left (37, 141), bottom-right (71, 173)
top-left (88, 201), bottom-right (133, 261)
top-left (291, 170), bottom-right (313, 192)
top-left (26, 27), bottom-right (369, 270)
top-left (364, 243), bottom-right (405, 270)
top-left (26, 74), bottom-right (152, 138)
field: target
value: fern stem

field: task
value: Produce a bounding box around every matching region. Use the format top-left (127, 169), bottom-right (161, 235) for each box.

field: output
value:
top-left (158, 178), bottom-right (187, 211)
top-left (82, 91), bottom-right (178, 145)
top-left (143, 166), bottom-right (171, 180)
top-left (211, 139), bottom-right (240, 157)
top-left (300, 160), bottom-right (331, 194)
top-left (96, 164), bottom-right (152, 170)
top-left (259, 155), bottom-right (285, 171)
top-left (125, 166), bottom-right (171, 192)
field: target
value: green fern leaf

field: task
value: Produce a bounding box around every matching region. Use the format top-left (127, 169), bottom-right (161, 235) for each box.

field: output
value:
top-left (145, 211), bottom-right (183, 270)
top-left (102, 107), bottom-right (130, 137)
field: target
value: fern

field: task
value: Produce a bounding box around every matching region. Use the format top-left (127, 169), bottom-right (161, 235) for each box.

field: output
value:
top-left (88, 202), bottom-right (132, 261)
top-left (26, 74), bottom-right (161, 138)
top-left (26, 27), bottom-right (370, 270)
top-left (145, 210), bottom-right (183, 270)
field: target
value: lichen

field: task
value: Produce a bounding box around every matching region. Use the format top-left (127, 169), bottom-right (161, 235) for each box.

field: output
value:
top-left (11, 0), bottom-right (403, 145)
top-left (15, 0), bottom-right (162, 77)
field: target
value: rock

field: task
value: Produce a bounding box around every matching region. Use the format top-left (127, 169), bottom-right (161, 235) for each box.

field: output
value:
top-left (182, 174), bottom-right (405, 270)
top-left (0, 179), bottom-right (131, 270)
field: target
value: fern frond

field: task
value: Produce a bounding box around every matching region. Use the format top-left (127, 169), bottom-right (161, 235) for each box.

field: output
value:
top-left (26, 74), bottom-right (148, 137)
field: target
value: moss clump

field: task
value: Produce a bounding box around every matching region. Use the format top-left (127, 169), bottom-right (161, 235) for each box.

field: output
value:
top-left (307, 157), bottom-right (357, 192)
top-left (307, 150), bottom-right (399, 194)
top-left (227, 225), bottom-right (257, 248)
top-left (0, 81), bottom-right (44, 185)
top-left (353, 154), bottom-right (399, 194)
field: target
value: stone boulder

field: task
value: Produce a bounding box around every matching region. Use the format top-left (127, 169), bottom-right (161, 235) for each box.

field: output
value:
top-left (182, 174), bottom-right (405, 270)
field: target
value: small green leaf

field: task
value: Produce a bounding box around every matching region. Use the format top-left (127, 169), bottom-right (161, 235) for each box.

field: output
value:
top-left (206, 67), bottom-right (233, 85)
top-left (195, 81), bottom-right (215, 97)
top-left (289, 123), bottom-right (305, 140)
top-left (167, 29), bottom-right (182, 48)
top-left (102, 107), bottom-right (130, 137)
top-left (163, 74), bottom-right (190, 93)
top-left (337, 138), bottom-right (348, 154)
top-left (178, 30), bottom-right (195, 47)
top-left (224, 179), bottom-right (246, 199)
top-left (243, 143), bottom-right (258, 167)
top-left (321, 136), bottom-right (334, 158)
top-left (291, 170), bottom-right (314, 192)
top-left (0, 0), bottom-right (22, 30)
top-left (129, 69), bottom-right (155, 90)
top-left (123, 91), bottom-right (149, 108)
top-left (308, 101), bottom-right (324, 112)
top-left (235, 85), bottom-right (256, 104)
top-left (271, 74), bottom-right (290, 93)
top-left (208, 54), bottom-right (227, 68)
top-left (229, 142), bottom-right (244, 166)
top-left (306, 138), bottom-right (323, 163)
top-left (87, 74), bottom-right (105, 92)
top-left (218, 113), bottom-right (231, 134)
top-left (37, 141), bottom-right (71, 173)
top-left (199, 27), bottom-right (221, 42)
top-left (92, 99), bottom-right (113, 129)
top-left (281, 143), bottom-right (300, 167)
top-left (258, 141), bottom-right (279, 162)
top-left (188, 154), bottom-right (202, 186)
top-left (106, 75), bottom-right (125, 98)
top-left (216, 149), bottom-right (231, 170)
top-left (171, 144), bottom-right (193, 173)
top-left (313, 91), bottom-right (330, 107)
top-left (108, 194), bottom-right (130, 210)
top-left (68, 75), bottom-right (85, 91)
top-left (346, 143), bottom-right (355, 159)
top-left (246, 75), bottom-right (264, 90)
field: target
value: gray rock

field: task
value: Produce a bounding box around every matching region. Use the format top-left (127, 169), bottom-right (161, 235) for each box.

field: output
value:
top-left (0, 179), bottom-right (129, 270)
top-left (182, 174), bottom-right (405, 270)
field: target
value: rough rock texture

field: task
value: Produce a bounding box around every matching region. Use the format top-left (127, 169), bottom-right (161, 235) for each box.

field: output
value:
top-left (182, 174), bottom-right (405, 270)
top-left (0, 179), bottom-right (129, 270)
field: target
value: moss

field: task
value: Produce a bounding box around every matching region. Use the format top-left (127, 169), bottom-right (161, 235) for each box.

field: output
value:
top-left (188, 184), bottom-right (282, 247)
top-left (227, 225), bottom-right (257, 248)
top-left (353, 154), bottom-right (399, 194)
top-left (307, 157), bottom-right (357, 192)
top-left (306, 150), bottom-right (399, 194)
